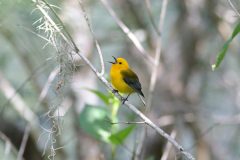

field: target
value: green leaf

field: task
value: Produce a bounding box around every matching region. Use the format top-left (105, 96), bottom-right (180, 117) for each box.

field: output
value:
top-left (212, 22), bottom-right (240, 71)
top-left (85, 88), bottom-right (110, 106)
top-left (232, 21), bottom-right (240, 38)
top-left (109, 125), bottom-right (136, 145)
top-left (78, 104), bottom-right (112, 143)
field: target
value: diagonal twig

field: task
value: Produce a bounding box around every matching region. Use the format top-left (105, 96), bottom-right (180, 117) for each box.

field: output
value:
top-left (100, 0), bottom-right (157, 65)
top-left (145, 0), bottom-right (160, 35)
top-left (228, 0), bottom-right (240, 18)
top-left (16, 67), bottom-right (59, 159)
top-left (17, 124), bottom-right (31, 160)
top-left (161, 130), bottom-right (177, 160)
top-left (42, 0), bottom-right (79, 51)
top-left (78, 0), bottom-right (105, 76)
top-left (0, 61), bottom-right (54, 117)
top-left (18, 24), bottom-right (51, 42)
top-left (187, 123), bottom-right (219, 151)
top-left (135, 0), bottom-right (168, 159)
top-left (31, 2), bottom-right (195, 159)
top-left (0, 131), bottom-right (23, 160)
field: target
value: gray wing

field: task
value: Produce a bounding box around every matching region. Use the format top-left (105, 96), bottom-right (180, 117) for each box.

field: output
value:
top-left (120, 70), bottom-right (145, 97)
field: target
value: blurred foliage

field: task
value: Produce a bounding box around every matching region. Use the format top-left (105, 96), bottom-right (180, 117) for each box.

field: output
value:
top-left (109, 125), bottom-right (136, 146)
top-left (1, 0), bottom-right (240, 160)
top-left (79, 104), bottom-right (113, 143)
top-left (80, 89), bottom-right (136, 159)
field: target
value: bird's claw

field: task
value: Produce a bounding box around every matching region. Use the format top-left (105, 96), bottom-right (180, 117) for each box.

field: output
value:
top-left (112, 89), bottom-right (118, 94)
top-left (121, 94), bottom-right (130, 105)
top-left (121, 97), bottom-right (127, 105)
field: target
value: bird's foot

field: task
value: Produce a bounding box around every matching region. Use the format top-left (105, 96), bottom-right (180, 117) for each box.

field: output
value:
top-left (121, 97), bottom-right (128, 105)
top-left (112, 89), bottom-right (118, 94)
top-left (121, 94), bottom-right (130, 105)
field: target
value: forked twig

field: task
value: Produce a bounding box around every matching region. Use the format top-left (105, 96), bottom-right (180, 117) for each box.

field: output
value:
top-left (18, 25), bottom-right (51, 42)
top-left (78, 0), bottom-right (105, 76)
top-left (0, 61), bottom-right (54, 117)
top-left (100, 0), bottom-right (157, 65)
top-left (42, 0), bottom-right (79, 51)
top-left (16, 67), bottom-right (59, 159)
top-left (145, 0), bottom-right (160, 35)
top-left (17, 125), bottom-right (31, 160)
top-left (135, 0), bottom-right (168, 159)
top-left (0, 131), bottom-right (23, 160)
top-left (31, 1), bottom-right (195, 159)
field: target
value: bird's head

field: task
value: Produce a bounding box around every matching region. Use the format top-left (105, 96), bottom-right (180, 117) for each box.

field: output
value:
top-left (109, 56), bottom-right (129, 69)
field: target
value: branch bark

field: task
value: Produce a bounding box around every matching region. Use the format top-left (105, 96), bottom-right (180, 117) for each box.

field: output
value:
top-left (228, 0), bottom-right (240, 18)
top-left (100, 0), bottom-right (157, 65)
top-left (30, 1), bottom-right (196, 159)
top-left (135, 0), bottom-right (168, 159)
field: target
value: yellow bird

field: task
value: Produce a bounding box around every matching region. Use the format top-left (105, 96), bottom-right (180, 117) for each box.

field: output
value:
top-left (109, 56), bottom-right (146, 105)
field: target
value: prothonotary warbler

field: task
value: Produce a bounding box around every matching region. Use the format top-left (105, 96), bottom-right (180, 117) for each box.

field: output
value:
top-left (109, 56), bottom-right (146, 106)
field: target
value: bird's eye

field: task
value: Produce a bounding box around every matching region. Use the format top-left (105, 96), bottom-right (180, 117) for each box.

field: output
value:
top-left (119, 62), bottom-right (122, 64)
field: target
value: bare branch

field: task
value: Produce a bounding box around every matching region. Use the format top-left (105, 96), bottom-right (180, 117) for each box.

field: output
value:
top-left (0, 70), bottom-right (38, 123)
top-left (41, 0), bottom-right (79, 51)
top-left (0, 61), bottom-right (54, 117)
top-left (16, 68), bottom-right (59, 159)
top-left (17, 125), bottom-right (31, 160)
top-left (34, 2), bottom-right (75, 50)
top-left (32, 2), bottom-right (195, 159)
top-left (18, 24), bottom-right (51, 42)
top-left (144, 0), bottom-right (160, 35)
top-left (0, 131), bottom-right (23, 160)
top-left (161, 130), bottom-right (177, 160)
top-left (187, 123), bottom-right (219, 151)
top-left (228, 0), bottom-right (240, 18)
top-left (104, 119), bottom-right (146, 125)
top-left (100, 0), bottom-right (157, 65)
top-left (78, 0), bottom-right (105, 76)
top-left (135, 0), bottom-right (168, 159)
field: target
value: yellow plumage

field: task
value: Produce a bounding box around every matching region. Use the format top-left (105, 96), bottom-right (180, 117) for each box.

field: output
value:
top-left (109, 57), bottom-right (145, 105)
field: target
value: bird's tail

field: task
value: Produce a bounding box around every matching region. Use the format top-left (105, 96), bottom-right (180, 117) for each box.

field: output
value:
top-left (138, 94), bottom-right (146, 106)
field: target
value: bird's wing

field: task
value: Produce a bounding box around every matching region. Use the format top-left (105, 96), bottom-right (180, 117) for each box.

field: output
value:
top-left (120, 69), bottom-right (144, 97)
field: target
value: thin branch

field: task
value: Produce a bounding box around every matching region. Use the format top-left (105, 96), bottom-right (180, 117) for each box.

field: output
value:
top-left (100, 0), bottom-right (157, 65)
top-left (187, 123), bottom-right (219, 151)
top-left (17, 24), bottom-right (51, 42)
top-left (0, 61), bottom-right (54, 117)
top-left (33, 2), bottom-right (75, 50)
top-left (0, 70), bottom-right (38, 123)
top-left (228, 0), bottom-right (240, 18)
top-left (76, 49), bottom-right (196, 160)
top-left (16, 67), bottom-right (59, 159)
top-left (144, 0), bottom-right (160, 35)
top-left (135, 0), bottom-right (168, 159)
top-left (104, 119), bottom-right (146, 125)
top-left (161, 130), bottom-right (177, 160)
top-left (32, 2), bottom-right (195, 159)
top-left (147, 0), bottom-right (167, 112)
top-left (78, 0), bottom-right (105, 76)
top-left (17, 124), bottom-right (31, 160)
top-left (0, 131), bottom-right (23, 160)
top-left (41, 0), bottom-right (79, 51)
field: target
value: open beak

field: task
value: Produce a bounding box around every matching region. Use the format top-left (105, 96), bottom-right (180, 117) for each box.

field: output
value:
top-left (108, 56), bottom-right (117, 64)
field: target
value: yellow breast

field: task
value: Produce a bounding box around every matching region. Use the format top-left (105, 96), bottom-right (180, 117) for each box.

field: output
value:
top-left (110, 68), bottom-right (135, 94)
